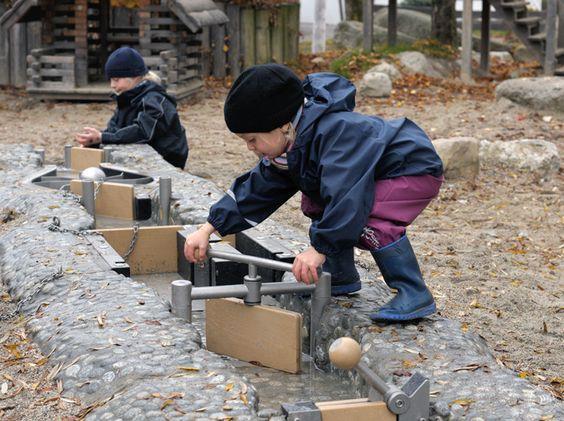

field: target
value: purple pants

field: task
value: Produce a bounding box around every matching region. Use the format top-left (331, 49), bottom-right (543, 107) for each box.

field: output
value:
top-left (301, 174), bottom-right (443, 251)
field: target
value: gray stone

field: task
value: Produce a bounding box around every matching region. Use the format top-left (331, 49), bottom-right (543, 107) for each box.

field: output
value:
top-left (359, 72), bottom-right (393, 98)
top-left (397, 51), bottom-right (454, 78)
top-left (333, 21), bottom-right (416, 49)
top-left (373, 8), bottom-right (431, 39)
top-left (433, 137), bottom-right (480, 181)
top-left (490, 51), bottom-right (514, 63)
top-left (366, 61), bottom-right (401, 81)
top-left (480, 139), bottom-right (560, 179)
top-left (495, 77), bottom-right (564, 112)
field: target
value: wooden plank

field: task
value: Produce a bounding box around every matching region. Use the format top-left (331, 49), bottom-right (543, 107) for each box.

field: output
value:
top-left (211, 24), bottom-right (226, 77)
top-left (70, 180), bottom-right (135, 220)
top-left (226, 4), bottom-right (241, 77)
top-left (206, 298), bottom-right (302, 373)
top-left (270, 8), bottom-right (284, 63)
top-left (544, 0), bottom-right (557, 75)
top-left (9, 23), bottom-right (27, 87)
top-left (240, 7), bottom-right (255, 68)
top-left (97, 226), bottom-right (183, 274)
top-left (316, 399), bottom-right (395, 421)
top-left (255, 9), bottom-right (271, 64)
top-left (70, 147), bottom-right (104, 171)
top-left (461, 0), bottom-right (473, 82)
top-left (283, 4), bottom-right (299, 61)
top-left (26, 21), bottom-right (43, 51)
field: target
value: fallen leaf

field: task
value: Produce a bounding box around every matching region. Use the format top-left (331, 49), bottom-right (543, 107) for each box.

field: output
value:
top-left (161, 399), bottom-right (173, 410)
top-left (450, 398), bottom-right (474, 407)
top-left (225, 383), bottom-right (234, 392)
top-left (177, 366), bottom-right (200, 372)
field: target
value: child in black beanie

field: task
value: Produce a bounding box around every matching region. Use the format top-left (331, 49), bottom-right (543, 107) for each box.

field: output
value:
top-left (184, 64), bottom-right (444, 323)
top-left (75, 47), bottom-right (188, 169)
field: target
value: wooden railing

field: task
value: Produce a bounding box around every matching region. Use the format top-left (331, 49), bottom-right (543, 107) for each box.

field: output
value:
top-left (26, 48), bottom-right (76, 89)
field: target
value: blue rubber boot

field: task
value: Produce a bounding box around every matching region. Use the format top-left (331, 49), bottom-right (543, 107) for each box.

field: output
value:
top-left (370, 235), bottom-right (435, 322)
top-left (323, 248), bottom-right (362, 296)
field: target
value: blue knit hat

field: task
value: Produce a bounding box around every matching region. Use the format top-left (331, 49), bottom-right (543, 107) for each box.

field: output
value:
top-left (105, 47), bottom-right (147, 79)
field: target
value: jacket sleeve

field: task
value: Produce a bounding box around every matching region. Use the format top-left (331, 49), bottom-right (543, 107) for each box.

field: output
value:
top-left (309, 118), bottom-right (387, 256)
top-left (101, 94), bottom-right (166, 144)
top-left (104, 109), bottom-right (120, 134)
top-left (208, 159), bottom-right (298, 236)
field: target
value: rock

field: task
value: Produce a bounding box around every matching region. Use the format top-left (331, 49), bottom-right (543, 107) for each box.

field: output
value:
top-left (373, 8), bottom-right (431, 39)
top-left (495, 77), bottom-right (564, 113)
top-left (311, 56), bottom-right (326, 65)
top-left (359, 72), bottom-right (392, 97)
top-left (480, 139), bottom-right (560, 179)
top-left (512, 45), bottom-right (539, 62)
top-left (433, 137), bottom-right (480, 181)
top-left (333, 21), bottom-right (416, 49)
top-left (490, 51), bottom-right (514, 63)
top-left (367, 61), bottom-right (401, 80)
top-left (397, 51), bottom-right (455, 78)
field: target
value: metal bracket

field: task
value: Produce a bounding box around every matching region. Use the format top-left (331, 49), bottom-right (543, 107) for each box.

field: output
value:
top-left (398, 372), bottom-right (430, 421)
top-left (281, 401), bottom-right (321, 421)
top-left (85, 233), bottom-right (130, 277)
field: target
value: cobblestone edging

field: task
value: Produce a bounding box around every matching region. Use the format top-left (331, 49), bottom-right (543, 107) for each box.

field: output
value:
top-left (1, 144), bottom-right (562, 420)
top-left (0, 145), bottom-right (257, 420)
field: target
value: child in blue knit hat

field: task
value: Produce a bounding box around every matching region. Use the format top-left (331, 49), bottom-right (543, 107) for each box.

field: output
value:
top-left (75, 47), bottom-right (188, 169)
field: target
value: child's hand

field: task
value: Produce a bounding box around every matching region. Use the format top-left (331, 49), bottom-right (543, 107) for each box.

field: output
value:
top-left (293, 247), bottom-right (326, 284)
top-left (183, 223), bottom-right (215, 263)
top-left (75, 127), bottom-right (102, 147)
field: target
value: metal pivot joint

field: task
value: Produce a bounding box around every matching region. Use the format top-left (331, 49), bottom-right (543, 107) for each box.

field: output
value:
top-left (159, 176), bottom-right (172, 225)
top-left (244, 264), bottom-right (262, 305)
top-left (64, 145), bottom-right (72, 168)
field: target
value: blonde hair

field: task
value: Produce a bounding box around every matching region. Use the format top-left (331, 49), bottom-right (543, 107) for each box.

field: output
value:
top-left (143, 70), bottom-right (162, 85)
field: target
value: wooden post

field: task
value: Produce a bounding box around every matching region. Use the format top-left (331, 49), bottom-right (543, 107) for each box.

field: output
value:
top-left (284, 4), bottom-right (300, 62)
top-left (0, 28), bottom-right (9, 85)
top-left (227, 4), bottom-right (241, 77)
top-left (558, 0), bottom-right (564, 48)
top-left (212, 24), bottom-right (227, 77)
top-left (26, 22), bottom-right (42, 51)
top-left (201, 27), bottom-right (211, 77)
top-left (271, 8), bottom-right (285, 63)
top-left (480, 0), bottom-right (490, 74)
top-left (363, 0), bottom-right (373, 53)
top-left (74, 0), bottom-right (88, 87)
top-left (544, 0), bottom-right (557, 75)
top-left (461, 0), bottom-right (473, 82)
top-left (9, 24), bottom-right (27, 87)
top-left (241, 7), bottom-right (256, 68)
top-left (312, 0), bottom-right (327, 53)
top-left (255, 9), bottom-right (271, 64)
top-left (388, 0), bottom-right (397, 46)
top-left (99, 0), bottom-right (109, 73)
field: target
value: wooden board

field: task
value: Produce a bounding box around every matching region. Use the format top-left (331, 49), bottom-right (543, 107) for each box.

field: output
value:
top-left (70, 180), bottom-right (135, 219)
top-left (70, 147), bottom-right (104, 171)
top-left (97, 226), bottom-right (183, 275)
top-left (206, 298), bottom-right (302, 373)
top-left (316, 398), bottom-right (395, 421)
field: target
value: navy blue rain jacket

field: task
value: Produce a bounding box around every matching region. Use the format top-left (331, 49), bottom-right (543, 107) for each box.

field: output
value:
top-left (208, 73), bottom-right (443, 256)
top-left (101, 80), bottom-right (188, 169)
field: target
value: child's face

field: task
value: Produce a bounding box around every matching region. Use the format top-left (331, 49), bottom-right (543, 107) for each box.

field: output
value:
top-left (110, 77), bottom-right (140, 95)
top-left (237, 128), bottom-right (289, 159)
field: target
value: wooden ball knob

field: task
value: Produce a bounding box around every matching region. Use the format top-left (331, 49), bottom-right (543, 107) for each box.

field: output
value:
top-left (329, 337), bottom-right (362, 369)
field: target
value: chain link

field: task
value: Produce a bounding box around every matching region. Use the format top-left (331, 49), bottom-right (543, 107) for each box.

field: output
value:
top-left (48, 216), bottom-right (86, 237)
top-left (122, 224), bottom-right (139, 262)
top-left (94, 181), bottom-right (103, 200)
top-left (0, 267), bottom-right (65, 321)
top-left (60, 184), bottom-right (82, 205)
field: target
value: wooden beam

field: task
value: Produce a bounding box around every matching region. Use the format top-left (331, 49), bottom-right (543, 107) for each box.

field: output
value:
top-left (480, 0), bottom-right (490, 74)
top-left (70, 147), bottom-right (104, 171)
top-left (544, 0), bottom-right (557, 75)
top-left (362, 0), bottom-right (373, 53)
top-left (241, 7), bottom-right (255, 68)
top-left (461, 0), bottom-right (473, 82)
top-left (97, 226), bottom-right (183, 275)
top-left (558, 0), bottom-right (564, 49)
top-left (316, 398), bottom-right (395, 421)
top-left (206, 298), bottom-right (302, 373)
top-left (9, 23), bottom-right (27, 87)
top-left (212, 24), bottom-right (226, 78)
top-left (255, 9), bottom-right (271, 64)
top-left (70, 180), bottom-right (135, 220)
top-left (226, 4), bottom-right (241, 76)
top-left (388, 0), bottom-right (397, 46)
top-left (271, 8), bottom-right (284, 63)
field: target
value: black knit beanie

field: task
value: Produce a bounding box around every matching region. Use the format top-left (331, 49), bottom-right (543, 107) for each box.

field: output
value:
top-left (224, 64), bottom-right (304, 133)
top-left (105, 47), bottom-right (148, 79)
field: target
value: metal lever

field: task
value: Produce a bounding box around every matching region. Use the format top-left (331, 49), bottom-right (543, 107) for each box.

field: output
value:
top-left (170, 248), bottom-right (332, 355)
top-left (328, 337), bottom-right (430, 420)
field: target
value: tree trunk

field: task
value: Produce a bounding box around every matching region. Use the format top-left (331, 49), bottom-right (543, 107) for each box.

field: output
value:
top-left (432, 0), bottom-right (457, 46)
top-left (345, 0), bottom-right (363, 21)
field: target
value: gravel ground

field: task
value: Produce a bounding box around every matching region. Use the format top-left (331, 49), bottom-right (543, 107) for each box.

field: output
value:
top-left (0, 71), bottom-right (562, 412)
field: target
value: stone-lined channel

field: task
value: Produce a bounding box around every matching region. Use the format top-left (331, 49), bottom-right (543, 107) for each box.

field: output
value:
top-left (0, 144), bottom-right (562, 420)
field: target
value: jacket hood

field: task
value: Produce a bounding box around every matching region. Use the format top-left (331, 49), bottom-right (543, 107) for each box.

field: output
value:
top-left (296, 73), bottom-right (356, 141)
top-left (115, 80), bottom-right (176, 108)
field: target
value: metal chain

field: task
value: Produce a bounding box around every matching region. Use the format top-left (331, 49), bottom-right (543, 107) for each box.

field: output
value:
top-left (60, 185), bottom-right (82, 205)
top-left (94, 181), bottom-right (103, 200)
top-left (48, 216), bottom-right (86, 237)
top-left (122, 224), bottom-right (139, 262)
top-left (0, 267), bottom-right (64, 321)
